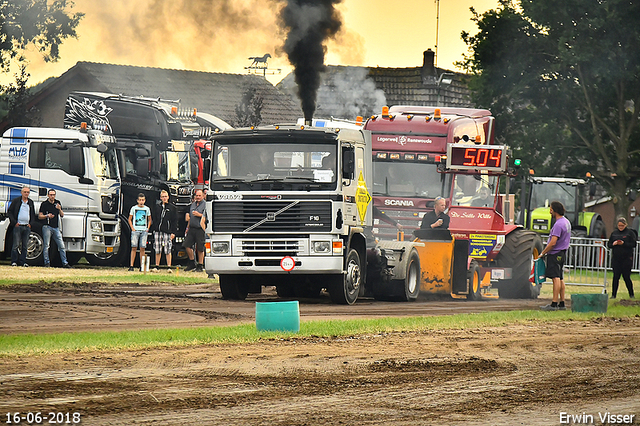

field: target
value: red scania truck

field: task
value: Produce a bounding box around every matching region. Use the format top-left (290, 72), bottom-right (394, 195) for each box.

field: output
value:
top-left (364, 106), bottom-right (543, 299)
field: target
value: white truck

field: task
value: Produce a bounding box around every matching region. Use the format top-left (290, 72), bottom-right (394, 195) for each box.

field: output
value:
top-left (204, 124), bottom-right (372, 304)
top-left (0, 126), bottom-right (121, 265)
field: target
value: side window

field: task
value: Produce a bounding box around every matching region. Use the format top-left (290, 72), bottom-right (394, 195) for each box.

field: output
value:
top-left (29, 143), bottom-right (85, 176)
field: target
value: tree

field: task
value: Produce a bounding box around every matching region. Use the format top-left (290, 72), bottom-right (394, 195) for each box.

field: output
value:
top-left (460, 0), bottom-right (640, 219)
top-left (234, 86), bottom-right (263, 128)
top-left (2, 62), bottom-right (41, 129)
top-left (0, 0), bottom-right (83, 72)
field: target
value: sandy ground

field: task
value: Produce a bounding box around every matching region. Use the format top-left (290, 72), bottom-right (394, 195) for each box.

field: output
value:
top-left (1, 281), bottom-right (639, 425)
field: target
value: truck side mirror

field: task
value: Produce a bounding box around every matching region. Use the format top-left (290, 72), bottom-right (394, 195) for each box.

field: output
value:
top-left (342, 147), bottom-right (355, 179)
top-left (136, 158), bottom-right (150, 176)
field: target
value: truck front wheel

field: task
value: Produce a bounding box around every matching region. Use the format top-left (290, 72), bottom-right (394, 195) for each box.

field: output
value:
top-left (219, 275), bottom-right (249, 300)
top-left (329, 249), bottom-right (361, 305)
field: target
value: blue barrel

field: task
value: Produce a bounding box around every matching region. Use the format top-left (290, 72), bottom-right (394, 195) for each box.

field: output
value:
top-left (255, 301), bottom-right (300, 332)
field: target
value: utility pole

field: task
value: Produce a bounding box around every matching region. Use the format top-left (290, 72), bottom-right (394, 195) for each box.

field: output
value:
top-left (435, 0), bottom-right (440, 67)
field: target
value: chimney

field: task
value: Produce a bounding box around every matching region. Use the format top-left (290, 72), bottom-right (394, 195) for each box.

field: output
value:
top-left (421, 49), bottom-right (437, 84)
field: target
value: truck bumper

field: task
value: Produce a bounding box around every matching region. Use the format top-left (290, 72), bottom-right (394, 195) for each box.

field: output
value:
top-left (205, 255), bottom-right (344, 275)
top-left (84, 218), bottom-right (120, 255)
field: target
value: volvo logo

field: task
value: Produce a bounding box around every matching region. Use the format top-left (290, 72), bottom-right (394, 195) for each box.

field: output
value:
top-left (266, 212), bottom-right (276, 221)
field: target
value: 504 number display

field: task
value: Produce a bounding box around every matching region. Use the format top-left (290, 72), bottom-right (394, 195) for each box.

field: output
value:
top-left (446, 144), bottom-right (508, 172)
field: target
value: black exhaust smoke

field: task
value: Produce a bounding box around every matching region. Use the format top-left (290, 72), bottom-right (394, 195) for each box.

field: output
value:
top-left (280, 0), bottom-right (342, 122)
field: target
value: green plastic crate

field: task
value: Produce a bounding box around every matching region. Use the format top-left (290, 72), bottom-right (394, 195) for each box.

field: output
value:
top-left (571, 293), bottom-right (608, 313)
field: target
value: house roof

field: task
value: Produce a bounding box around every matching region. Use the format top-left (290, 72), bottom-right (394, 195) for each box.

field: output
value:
top-left (29, 62), bottom-right (304, 126)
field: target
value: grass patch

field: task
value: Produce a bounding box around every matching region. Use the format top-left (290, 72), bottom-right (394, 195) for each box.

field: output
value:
top-left (0, 264), bottom-right (211, 286)
top-left (2, 302), bottom-right (638, 357)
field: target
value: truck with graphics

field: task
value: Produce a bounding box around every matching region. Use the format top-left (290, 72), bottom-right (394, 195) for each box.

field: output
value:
top-left (204, 123), bottom-right (372, 304)
top-left (363, 106), bottom-right (543, 299)
top-left (0, 126), bottom-right (120, 265)
top-left (64, 92), bottom-right (216, 266)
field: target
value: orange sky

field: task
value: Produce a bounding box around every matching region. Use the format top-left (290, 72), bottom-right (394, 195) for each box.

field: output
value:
top-left (1, 0), bottom-right (499, 88)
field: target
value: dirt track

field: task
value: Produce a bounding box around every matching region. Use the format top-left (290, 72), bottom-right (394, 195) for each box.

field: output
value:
top-left (1, 282), bottom-right (639, 425)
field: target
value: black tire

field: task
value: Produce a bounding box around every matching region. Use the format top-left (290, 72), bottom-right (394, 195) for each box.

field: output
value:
top-left (590, 219), bottom-right (606, 238)
top-left (25, 226), bottom-right (45, 266)
top-left (219, 274), bottom-right (249, 300)
top-left (390, 250), bottom-right (421, 302)
top-left (466, 260), bottom-right (482, 301)
top-left (329, 248), bottom-right (362, 305)
top-left (495, 229), bottom-right (543, 299)
top-left (86, 217), bottom-right (130, 267)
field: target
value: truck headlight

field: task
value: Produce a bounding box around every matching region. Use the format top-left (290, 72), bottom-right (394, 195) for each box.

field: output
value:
top-left (313, 241), bottom-right (330, 253)
top-left (91, 221), bottom-right (103, 233)
top-left (212, 242), bottom-right (230, 254)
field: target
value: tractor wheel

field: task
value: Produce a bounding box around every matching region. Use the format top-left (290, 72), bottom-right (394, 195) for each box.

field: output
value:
top-left (495, 230), bottom-right (543, 299)
top-left (466, 260), bottom-right (482, 301)
top-left (590, 219), bottom-right (606, 239)
top-left (329, 248), bottom-right (362, 305)
top-left (219, 275), bottom-right (249, 300)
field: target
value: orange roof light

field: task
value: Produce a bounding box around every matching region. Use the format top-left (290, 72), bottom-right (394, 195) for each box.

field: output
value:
top-left (475, 135), bottom-right (482, 143)
top-left (355, 116), bottom-right (363, 125)
top-left (171, 106), bottom-right (177, 116)
top-left (192, 108), bottom-right (197, 117)
top-left (434, 109), bottom-right (441, 120)
top-left (80, 122), bottom-right (87, 130)
top-left (382, 106), bottom-right (389, 118)
top-left (425, 116), bottom-right (432, 122)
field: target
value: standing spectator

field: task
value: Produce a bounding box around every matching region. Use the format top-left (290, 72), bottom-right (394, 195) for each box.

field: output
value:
top-left (184, 189), bottom-right (207, 272)
top-left (7, 186), bottom-right (36, 267)
top-left (152, 190), bottom-right (177, 271)
top-left (607, 217), bottom-right (636, 299)
top-left (537, 201), bottom-right (572, 311)
top-left (128, 193), bottom-right (152, 271)
top-left (38, 189), bottom-right (71, 268)
top-left (420, 196), bottom-right (450, 230)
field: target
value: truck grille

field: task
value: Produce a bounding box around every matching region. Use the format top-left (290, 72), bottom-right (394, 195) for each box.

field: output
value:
top-left (213, 201), bottom-right (332, 232)
top-left (241, 239), bottom-right (301, 257)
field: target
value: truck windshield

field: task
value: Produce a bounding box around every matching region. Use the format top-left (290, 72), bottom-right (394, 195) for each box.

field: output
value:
top-left (373, 161), bottom-right (448, 198)
top-left (212, 140), bottom-right (337, 190)
top-left (91, 148), bottom-right (119, 180)
top-left (531, 181), bottom-right (577, 213)
top-left (163, 151), bottom-right (191, 182)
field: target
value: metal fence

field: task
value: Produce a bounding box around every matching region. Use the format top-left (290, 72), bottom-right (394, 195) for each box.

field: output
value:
top-left (541, 237), bottom-right (610, 293)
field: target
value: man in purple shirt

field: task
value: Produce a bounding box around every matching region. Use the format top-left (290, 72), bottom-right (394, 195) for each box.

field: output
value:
top-left (537, 201), bottom-right (572, 311)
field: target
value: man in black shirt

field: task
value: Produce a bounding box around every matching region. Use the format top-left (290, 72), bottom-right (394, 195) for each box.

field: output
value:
top-left (38, 189), bottom-right (70, 268)
top-left (420, 196), bottom-right (450, 230)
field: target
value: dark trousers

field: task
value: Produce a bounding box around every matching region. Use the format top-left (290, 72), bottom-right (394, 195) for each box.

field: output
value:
top-left (612, 257), bottom-right (634, 298)
top-left (11, 224), bottom-right (31, 265)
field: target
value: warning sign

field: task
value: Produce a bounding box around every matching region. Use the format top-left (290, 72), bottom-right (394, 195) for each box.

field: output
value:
top-left (355, 171), bottom-right (371, 225)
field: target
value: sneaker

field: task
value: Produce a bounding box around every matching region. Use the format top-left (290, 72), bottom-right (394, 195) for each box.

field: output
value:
top-left (128, 266), bottom-right (135, 271)
top-left (540, 304), bottom-right (559, 311)
top-left (184, 261), bottom-right (196, 272)
top-left (195, 264), bottom-right (203, 272)
top-left (11, 262), bottom-right (17, 267)
top-left (557, 305), bottom-right (567, 311)
top-left (167, 268), bottom-right (173, 274)
top-left (151, 267), bottom-right (159, 272)
top-left (44, 263), bottom-right (51, 268)
top-left (22, 263), bottom-right (29, 267)
top-left (62, 264), bottom-right (72, 268)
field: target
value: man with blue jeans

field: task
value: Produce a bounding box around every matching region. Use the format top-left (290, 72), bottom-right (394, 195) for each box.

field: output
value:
top-left (39, 189), bottom-right (70, 268)
top-left (7, 186), bottom-right (36, 267)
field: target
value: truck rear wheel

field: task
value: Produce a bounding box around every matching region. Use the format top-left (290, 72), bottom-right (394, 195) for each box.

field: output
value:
top-left (329, 249), bottom-right (361, 305)
top-left (495, 230), bottom-right (543, 299)
top-left (466, 260), bottom-right (482, 301)
top-left (219, 275), bottom-right (249, 300)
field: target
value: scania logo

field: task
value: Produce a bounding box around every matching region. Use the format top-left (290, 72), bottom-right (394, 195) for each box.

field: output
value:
top-left (384, 199), bottom-right (415, 206)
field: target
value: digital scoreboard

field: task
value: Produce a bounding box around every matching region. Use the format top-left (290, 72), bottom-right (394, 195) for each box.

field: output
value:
top-left (445, 144), bottom-right (508, 172)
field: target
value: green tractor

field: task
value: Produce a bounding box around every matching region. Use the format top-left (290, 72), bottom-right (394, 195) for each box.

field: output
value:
top-left (518, 177), bottom-right (606, 238)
